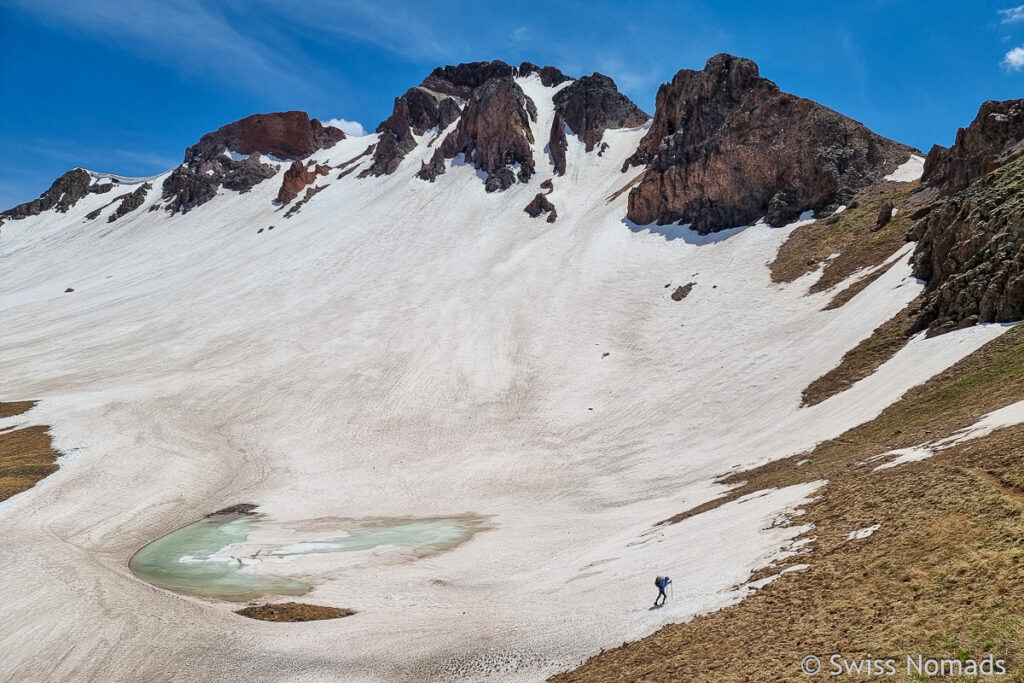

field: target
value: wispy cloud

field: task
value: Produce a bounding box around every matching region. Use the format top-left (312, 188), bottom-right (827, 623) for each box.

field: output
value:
top-left (9, 0), bottom-right (314, 96)
top-left (1000, 5), bottom-right (1024, 23)
top-left (1003, 45), bottom-right (1024, 69)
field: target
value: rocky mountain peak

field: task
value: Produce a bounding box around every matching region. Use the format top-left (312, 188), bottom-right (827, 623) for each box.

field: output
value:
top-left (551, 73), bottom-right (649, 154)
top-left (921, 98), bottom-right (1024, 196)
top-left (184, 111), bottom-right (345, 165)
top-left (366, 60), bottom-right (567, 184)
top-left (624, 53), bottom-right (914, 233)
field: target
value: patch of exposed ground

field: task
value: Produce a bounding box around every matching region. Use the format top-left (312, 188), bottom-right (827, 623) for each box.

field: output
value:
top-left (770, 182), bottom-right (921, 293)
top-left (555, 323), bottom-right (1024, 682)
top-left (235, 602), bottom-right (356, 622)
top-left (801, 304), bottom-right (918, 407)
top-left (0, 401), bottom-right (36, 419)
top-left (0, 402), bottom-right (59, 502)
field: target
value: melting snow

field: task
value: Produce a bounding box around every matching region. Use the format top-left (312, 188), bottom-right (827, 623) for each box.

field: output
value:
top-left (884, 154), bottom-right (926, 182)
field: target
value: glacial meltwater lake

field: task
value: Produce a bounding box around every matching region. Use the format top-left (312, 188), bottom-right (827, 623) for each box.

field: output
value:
top-left (129, 510), bottom-right (485, 601)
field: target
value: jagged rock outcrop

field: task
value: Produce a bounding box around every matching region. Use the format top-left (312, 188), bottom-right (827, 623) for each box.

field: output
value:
top-left (910, 155), bottom-right (1024, 334)
top-left (552, 74), bottom-right (649, 152)
top-left (162, 111), bottom-right (343, 214)
top-left (922, 99), bottom-right (1024, 197)
top-left (517, 62), bottom-right (571, 87)
top-left (276, 161), bottom-right (330, 204)
top-left (185, 111), bottom-right (344, 164)
top-left (524, 192), bottom-right (557, 222)
top-left (623, 54), bottom-right (914, 233)
top-left (163, 155), bottom-right (278, 214)
top-left (2, 168), bottom-right (105, 219)
top-left (368, 60), bottom-right (568, 179)
top-left (362, 87), bottom-right (462, 177)
top-left (107, 183), bottom-right (151, 222)
top-left (419, 77), bottom-right (538, 190)
top-left (549, 113), bottom-right (568, 175)
top-left (421, 60), bottom-right (518, 98)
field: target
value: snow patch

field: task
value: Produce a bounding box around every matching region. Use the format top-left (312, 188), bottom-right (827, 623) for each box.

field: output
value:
top-left (846, 524), bottom-right (880, 540)
top-left (884, 155), bottom-right (925, 182)
top-left (872, 399), bottom-right (1024, 472)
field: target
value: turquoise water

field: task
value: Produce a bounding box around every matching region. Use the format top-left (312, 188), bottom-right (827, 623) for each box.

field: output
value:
top-left (267, 519), bottom-right (473, 556)
top-left (129, 514), bottom-right (310, 602)
top-left (130, 514), bottom-right (482, 601)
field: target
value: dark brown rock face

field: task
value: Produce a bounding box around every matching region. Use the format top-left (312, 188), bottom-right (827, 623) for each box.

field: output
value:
top-left (517, 62), bottom-right (571, 87)
top-left (624, 54), bottom-right (914, 233)
top-left (185, 111), bottom-right (345, 164)
top-left (552, 74), bottom-right (649, 152)
top-left (549, 114), bottom-right (568, 175)
top-left (162, 155), bottom-right (278, 214)
top-left (524, 192), bottom-right (557, 222)
top-left (910, 155), bottom-right (1024, 334)
top-left (107, 183), bottom-right (152, 222)
top-left (419, 77), bottom-right (538, 191)
top-left (421, 60), bottom-right (517, 98)
top-left (922, 99), bottom-right (1024, 197)
top-left (276, 161), bottom-right (330, 204)
top-left (2, 168), bottom-right (95, 219)
top-left (362, 87), bottom-right (462, 177)
top-left (368, 60), bottom-right (568, 179)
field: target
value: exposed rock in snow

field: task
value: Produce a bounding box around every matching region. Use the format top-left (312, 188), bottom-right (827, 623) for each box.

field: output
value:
top-left (552, 73), bottom-right (649, 152)
top-left (624, 54), bottom-right (915, 233)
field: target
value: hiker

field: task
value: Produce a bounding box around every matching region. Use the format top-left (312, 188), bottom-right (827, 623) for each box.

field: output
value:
top-left (654, 575), bottom-right (672, 606)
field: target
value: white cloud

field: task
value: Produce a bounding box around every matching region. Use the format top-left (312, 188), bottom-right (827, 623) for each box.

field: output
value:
top-left (1000, 5), bottom-right (1024, 23)
top-left (1003, 45), bottom-right (1024, 70)
top-left (322, 118), bottom-right (366, 137)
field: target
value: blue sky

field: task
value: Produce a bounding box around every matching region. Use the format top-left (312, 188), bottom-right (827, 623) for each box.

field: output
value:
top-left (2, 0), bottom-right (1023, 208)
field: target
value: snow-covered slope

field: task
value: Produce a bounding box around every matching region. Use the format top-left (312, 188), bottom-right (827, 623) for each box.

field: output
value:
top-left (0, 74), bottom-right (1010, 681)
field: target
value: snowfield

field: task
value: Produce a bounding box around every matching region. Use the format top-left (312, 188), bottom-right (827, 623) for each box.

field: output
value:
top-left (0, 77), bottom-right (1012, 681)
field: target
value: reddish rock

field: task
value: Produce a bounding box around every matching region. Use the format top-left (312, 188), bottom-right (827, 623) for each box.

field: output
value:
top-left (922, 99), bottom-right (1024, 196)
top-left (552, 73), bottom-right (649, 152)
top-left (276, 162), bottom-right (329, 204)
top-left (186, 111), bottom-right (344, 164)
top-left (624, 54), bottom-right (914, 233)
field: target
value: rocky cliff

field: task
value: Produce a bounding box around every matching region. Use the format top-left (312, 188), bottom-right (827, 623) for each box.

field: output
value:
top-left (624, 54), bottom-right (914, 233)
top-left (551, 74), bottom-right (649, 153)
top-left (910, 99), bottom-right (1024, 333)
top-left (921, 99), bottom-right (1024, 196)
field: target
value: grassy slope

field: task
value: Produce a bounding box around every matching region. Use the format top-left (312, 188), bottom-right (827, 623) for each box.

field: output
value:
top-left (0, 401), bottom-right (60, 502)
top-left (555, 324), bottom-right (1024, 682)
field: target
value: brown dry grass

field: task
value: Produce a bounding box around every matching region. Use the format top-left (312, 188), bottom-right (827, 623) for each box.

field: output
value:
top-left (555, 324), bottom-right (1024, 682)
top-left (770, 183), bottom-right (920, 291)
top-left (0, 423), bottom-right (59, 502)
top-left (0, 400), bottom-right (35, 419)
top-left (235, 602), bottom-right (356, 622)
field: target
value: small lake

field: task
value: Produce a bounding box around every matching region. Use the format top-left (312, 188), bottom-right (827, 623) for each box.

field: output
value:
top-left (129, 510), bottom-right (484, 601)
